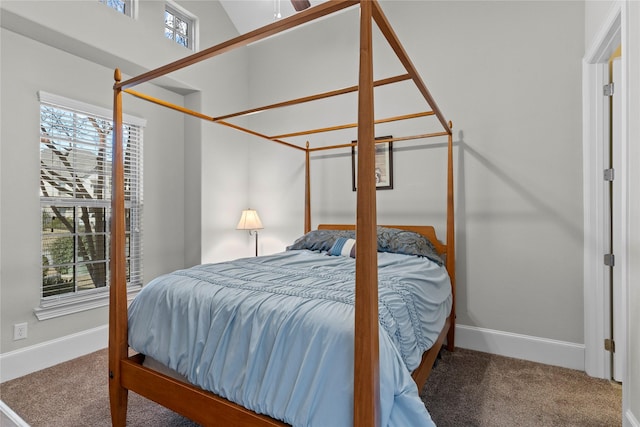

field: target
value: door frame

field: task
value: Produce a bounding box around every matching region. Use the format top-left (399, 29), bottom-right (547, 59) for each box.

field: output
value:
top-left (582, 2), bottom-right (627, 382)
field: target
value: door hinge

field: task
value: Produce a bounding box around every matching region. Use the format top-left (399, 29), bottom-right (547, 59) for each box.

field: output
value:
top-left (604, 168), bottom-right (615, 181)
top-left (605, 338), bottom-right (616, 353)
top-left (604, 253), bottom-right (615, 267)
top-left (604, 83), bottom-right (615, 96)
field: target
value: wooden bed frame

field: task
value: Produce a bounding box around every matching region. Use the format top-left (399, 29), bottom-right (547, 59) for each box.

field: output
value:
top-left (109, 1), bottom-right (455, 426)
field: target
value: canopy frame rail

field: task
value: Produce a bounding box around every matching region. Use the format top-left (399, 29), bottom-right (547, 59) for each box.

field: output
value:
top-left (215, 74), bottom-right (412, 122)
top-left (269, 111), bottom-right (435, 140)
top-left (123, 88), bottom-right (306, 152)
top-left (124, 88), bottom-right (445, 153)
top-left (308, 130), bottom-right (451, 152)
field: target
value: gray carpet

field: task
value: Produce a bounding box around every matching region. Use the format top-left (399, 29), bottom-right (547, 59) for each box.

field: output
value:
top-left (0, 348), bottom-right (621, 426)
top-left (422, 349), bottom-right (621, 427)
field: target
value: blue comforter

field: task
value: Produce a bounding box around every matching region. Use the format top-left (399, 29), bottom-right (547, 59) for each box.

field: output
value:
top-left (128, 250), bottom-right (451, 426)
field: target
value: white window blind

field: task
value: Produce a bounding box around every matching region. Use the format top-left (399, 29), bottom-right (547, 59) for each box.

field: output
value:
top-left (36, 92), bottom-right (145, 319)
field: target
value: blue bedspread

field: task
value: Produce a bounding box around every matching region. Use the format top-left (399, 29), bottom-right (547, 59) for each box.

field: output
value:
top-left (128, 250), bottom-right (451, 426)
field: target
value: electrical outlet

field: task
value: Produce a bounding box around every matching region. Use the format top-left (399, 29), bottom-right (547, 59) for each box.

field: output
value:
top-left (13, 323), bottom-right (27, 340)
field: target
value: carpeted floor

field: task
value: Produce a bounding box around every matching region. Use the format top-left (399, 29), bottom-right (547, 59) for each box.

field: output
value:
top-left (0, 350), bottom-right (195, 427)
top-left (421, 349), bottom-right (621, 427)
top-left (0, 348), bottom-right (621, 426)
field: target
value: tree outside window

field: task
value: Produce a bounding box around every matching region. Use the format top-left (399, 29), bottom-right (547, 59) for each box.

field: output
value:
top-left (39, 101), bottom-right (142, 300)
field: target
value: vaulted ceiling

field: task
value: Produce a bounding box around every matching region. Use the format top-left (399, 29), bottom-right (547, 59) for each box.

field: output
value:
top-left (219, 0), bottom-right (325, 35)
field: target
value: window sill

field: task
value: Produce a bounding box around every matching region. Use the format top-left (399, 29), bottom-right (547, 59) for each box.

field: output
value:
top-left (33, 285), bottom-right (141, 320)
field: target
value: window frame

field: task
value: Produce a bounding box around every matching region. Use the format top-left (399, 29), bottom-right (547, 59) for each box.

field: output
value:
top-left (164, 0), bottom-right (198, 51)
top-left (98, 0), bottom-right (136, 18)
top-left (35, 92), bottom-right (146, 321)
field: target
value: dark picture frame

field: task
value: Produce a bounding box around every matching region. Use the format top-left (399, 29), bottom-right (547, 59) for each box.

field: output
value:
top-left (351, 136), bottom-right (393, 191)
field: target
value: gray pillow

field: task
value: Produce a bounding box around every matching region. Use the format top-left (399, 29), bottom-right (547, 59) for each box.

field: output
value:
top-left (288, 227), bottom-right (444, 266)
top-left (287, 229), bottom-right (356, 252)
top-left (376, 226), bottom-right (444, 266)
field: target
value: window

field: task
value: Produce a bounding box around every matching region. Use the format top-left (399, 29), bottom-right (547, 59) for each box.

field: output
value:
top-left (36, 92), bottom-right (145, 320)
top-left (98, 0), bottom-right (134, 17)
top-left (164, 2), bottom-right (196, 50)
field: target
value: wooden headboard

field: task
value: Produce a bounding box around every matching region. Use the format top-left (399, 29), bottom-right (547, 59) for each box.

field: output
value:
top-left (317, 223), bottom-right (447, 255)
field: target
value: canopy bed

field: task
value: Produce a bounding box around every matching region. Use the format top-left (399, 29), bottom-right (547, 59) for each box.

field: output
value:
top-left (109, 1), bottom-right (456, 426)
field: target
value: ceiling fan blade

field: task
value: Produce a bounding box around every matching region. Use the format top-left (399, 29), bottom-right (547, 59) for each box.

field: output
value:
top-left (291, 0), bottom-right (311, 12)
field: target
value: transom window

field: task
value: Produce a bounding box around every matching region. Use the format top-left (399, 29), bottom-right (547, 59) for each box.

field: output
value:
top-left (37, 92), bottom-right (145, 319)
top-left (98, 0), bottom-right (134, 17)
top-left (164, 2), bottom-right (196, 49)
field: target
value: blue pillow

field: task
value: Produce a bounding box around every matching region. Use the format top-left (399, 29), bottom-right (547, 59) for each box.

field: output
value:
top-left (328, 237), bottom-right (356, 257)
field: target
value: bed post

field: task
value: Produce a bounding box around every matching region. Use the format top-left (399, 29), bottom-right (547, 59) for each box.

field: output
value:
top-left (355, 1), bottom-right (380, 426)
top-left (305, 141), bottom-right (311, 233)
top-left (109, 68), bottom-right (128, 427)
top-left (446, 121), bottom-right (456, 351)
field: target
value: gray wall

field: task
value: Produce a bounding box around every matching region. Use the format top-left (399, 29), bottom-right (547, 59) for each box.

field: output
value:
top-left (0, 0), bottom-right (249, 353)
top-left (0, 27), bottom-right (185, 352)
top-left (1, 2), bottom-right (638, 421)
top-left (585, 0), bottom-right (617, 51)
top-left (248, 1), bottom-right (586, 344)
top-left (4, 5), bottom-right (637, 420)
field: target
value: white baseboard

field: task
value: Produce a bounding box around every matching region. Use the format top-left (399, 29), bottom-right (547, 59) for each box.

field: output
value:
top-left (455, 324), bottom-right (585, 371)
top-left (625, 409), bottom-right (640, 427)
top-left (0, 325), bottom-right (108, 383)
top-left (0, 323), bottom-right (591, 382)
top-left (0, 400), bottom-right (30, 427)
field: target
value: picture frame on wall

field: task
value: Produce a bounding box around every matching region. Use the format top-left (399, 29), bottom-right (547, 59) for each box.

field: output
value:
top-left (351, 136), bottom-right (393, 191)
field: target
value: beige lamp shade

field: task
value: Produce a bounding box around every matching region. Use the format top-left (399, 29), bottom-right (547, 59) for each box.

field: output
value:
top-left (236, 209), bottom-right (263, 231)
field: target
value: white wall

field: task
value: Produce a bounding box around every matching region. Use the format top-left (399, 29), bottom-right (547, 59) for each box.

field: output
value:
top-left (248, 1), bottom-right (586, 352)
top-left (0, 0), bottom-right (250, 372)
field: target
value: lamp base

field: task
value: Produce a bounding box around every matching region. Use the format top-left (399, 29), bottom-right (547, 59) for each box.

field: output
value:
top-left (250, 230), bottom-right (259, 257)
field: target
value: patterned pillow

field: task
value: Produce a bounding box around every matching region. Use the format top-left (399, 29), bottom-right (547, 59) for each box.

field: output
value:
top-left (288, 227), bottom-right (444, 265)
top-left (287, 229), bottom-right (356, 252)
top-left (328, 237), bottom-right (356, 257)
top-left (376, 226), bottom-right (444, 265)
